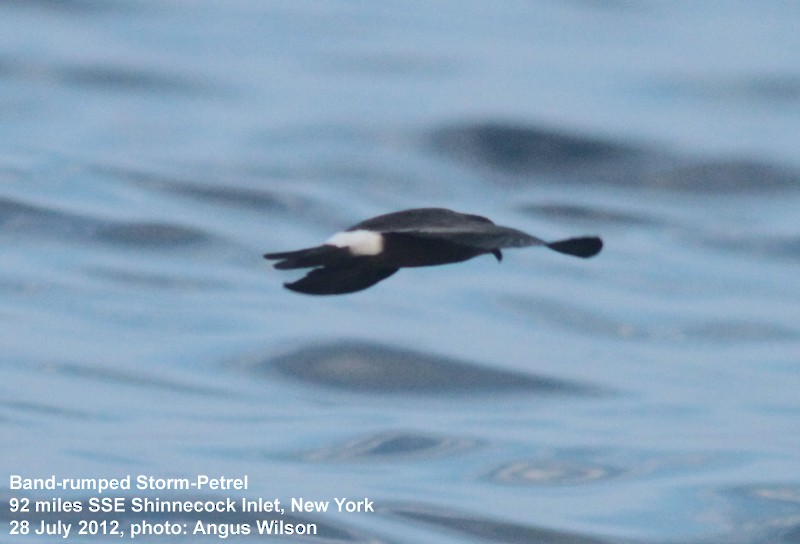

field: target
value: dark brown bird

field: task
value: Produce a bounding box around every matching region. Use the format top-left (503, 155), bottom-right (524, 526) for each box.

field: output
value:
top-left (264, 208), bottom-right (602, 295)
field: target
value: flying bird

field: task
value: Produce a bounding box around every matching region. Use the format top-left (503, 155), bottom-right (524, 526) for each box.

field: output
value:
top-left (264, 208), bottom-right (602, 295)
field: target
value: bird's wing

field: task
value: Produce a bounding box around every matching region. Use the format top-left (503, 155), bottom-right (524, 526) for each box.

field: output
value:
top-left (386, 225), bottom-right (548, 250)
top-left (387, 225), bottom-right (602, 257)
top-left (284, 265), bottom-right (398, 295)
top-left (349, 208), bottom-right (494, 232)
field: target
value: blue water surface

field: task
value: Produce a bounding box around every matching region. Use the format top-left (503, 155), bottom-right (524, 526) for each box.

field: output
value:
top-left (2, 1), bottom-right (800, 543)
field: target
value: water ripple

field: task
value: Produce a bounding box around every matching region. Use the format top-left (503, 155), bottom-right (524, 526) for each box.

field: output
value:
top-left (305, 430), bottom-right (481, 462)
top-left (40, 361), bottom-right (230, 398)
top-left (428, 121), bottom-right (800, 192)
top-left (429, 122), bottom-right (643, 174)
top-left (500, 296), bottom-right (797, 343)
top-left (385, 503), bottom-right (621, 544)
top-left (58, 64), bottom-right (212, 95)
top-left (487, 459), bottom-right (619, 486)
top-left (248, 340), bottom-right (597, 395)
top-left (0, 195), bottom-right (219, 249)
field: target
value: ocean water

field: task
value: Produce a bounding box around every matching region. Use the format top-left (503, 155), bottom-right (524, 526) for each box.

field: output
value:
top-left (2, 1), bottom-right (800, 543)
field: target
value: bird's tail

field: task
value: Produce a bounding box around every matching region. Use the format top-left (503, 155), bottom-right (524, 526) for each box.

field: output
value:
top-left (264, 245), bottom-right (350, 269)
top-left (546, 237), bottom-right (603, 258)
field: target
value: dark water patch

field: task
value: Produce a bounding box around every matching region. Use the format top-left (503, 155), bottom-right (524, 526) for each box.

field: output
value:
top-left (681, 320), bottom-right (797, 343)
top-left (58, 64), bottom-right (213, 95)
top-left (519, 202), bottom-right (659, 227)
top-left (0, 56), bottom-right (209, 96)
top-left (93, 163), bottom-right (323, 216)
top-left (699, 232), bottom-right (800, 262)
top-left (94, 219), bottom-right (217, 249)
top-left (0, 196), bottom-right (70, 232)
top-left (255, 340), bottom-right (595, 395)
top-left (663, 73), bottom-right (800, 104)
top-left (739, 74), bottom-right (800, 102)
top-left (638, 159), bottom-right (800, 193)
top-left (780, 524), bottom-right (800, 544)
top-left (0, 194), bottom-right (113, 242)
top-left (427, 122), bottom-right (800, 193)
top-left (305, 430), bottom-right (481, 462)
top-left (428, 122), bottom-right (645, 177)
top-left (486, 459), bottom-right (619, 486)
top-left (165, 183), bottom-right (302, 213)
top-left (0, 57), bottom-right (14, 78)
top-left (154, 180), bottom-right (326, 219)
top-left (0, 399), bottom-right (92, 420)
top-left (86, 267), bottom-right (225, 290)
top-left (94, 222), bottom-right (211, 248)
top-left (385, 503), bottom-right (620, 544)
top-left (0, 195), bottom-right (218, 249)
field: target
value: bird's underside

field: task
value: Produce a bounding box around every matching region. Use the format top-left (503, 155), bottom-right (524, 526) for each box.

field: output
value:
top-left (264, 208), bottom-right (602, 295)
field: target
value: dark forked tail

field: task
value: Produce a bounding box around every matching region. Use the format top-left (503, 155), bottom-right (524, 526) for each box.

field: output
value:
top-left (546, 236), bottom-right (603, 258)
top-left (264, 245), bottom-right (351, 269)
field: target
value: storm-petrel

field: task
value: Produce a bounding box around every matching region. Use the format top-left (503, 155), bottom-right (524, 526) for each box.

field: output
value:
top-left (264, 208), bottom-right (602, 295)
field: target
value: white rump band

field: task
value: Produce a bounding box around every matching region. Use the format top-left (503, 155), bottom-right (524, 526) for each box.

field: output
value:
top-left (325, 230), bottom-right (384, 256)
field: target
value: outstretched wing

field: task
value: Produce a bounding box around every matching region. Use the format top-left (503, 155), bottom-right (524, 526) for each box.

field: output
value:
top-left (390, 224), bottom-right (547, 249)
top-left (392, 226), bottom-right (601, 258)
top-left (350, 208), bottom-right (494, 232)
top-left (284, 265), bottom-right (398, 295)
